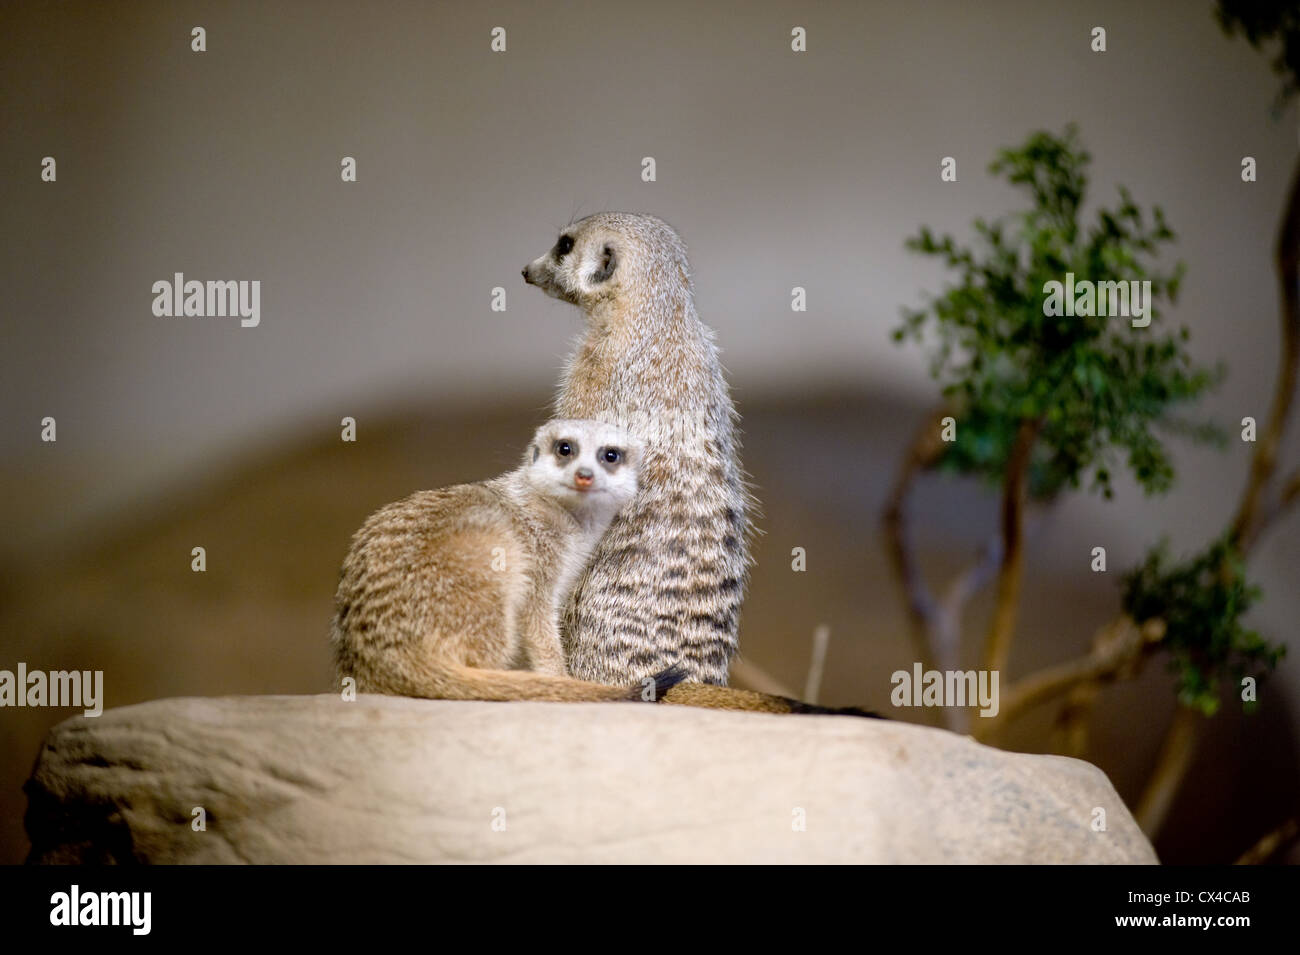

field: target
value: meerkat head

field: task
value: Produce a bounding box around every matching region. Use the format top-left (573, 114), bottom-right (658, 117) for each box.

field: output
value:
top-left (523, 418), bottom-right (641, 522)
top-left (521, 212), bottom-right (691, 312)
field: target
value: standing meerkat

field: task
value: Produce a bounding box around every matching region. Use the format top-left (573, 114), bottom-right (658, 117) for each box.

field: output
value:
top-left (331, 418), bottom-right (674, 703)
top-left (523, 212), bottom-right (752, 687)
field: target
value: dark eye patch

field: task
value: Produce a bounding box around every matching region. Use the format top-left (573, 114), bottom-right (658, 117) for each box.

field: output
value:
top-left (554, 439), bottom-right (575, 458)
top-left (554, 234), bottom-right (575, 259)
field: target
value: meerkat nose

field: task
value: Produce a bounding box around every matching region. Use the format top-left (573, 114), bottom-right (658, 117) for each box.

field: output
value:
top-left (521, 266), bottom-right (530, 282)
top-left (574, 468), bottom-right (594, 488)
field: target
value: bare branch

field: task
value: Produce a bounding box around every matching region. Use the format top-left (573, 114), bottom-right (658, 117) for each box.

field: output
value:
top-left (1231, 158), bottom-right (1300, 555)
top-left (1283, 469), bottom-right (1300, 506)
top-left (1282, 469), bottom-right (1300, 510)
top-left (882, 407), bottom-right (949, 673)
top-left (982, 417), bottom-right (1043, 675)
top-left (1053, 679), bottom-right (1102, 758)
top-left (919, 534), bottom-right (1004, 708)
top-left (1261, 468), bottom-right (1300, 530)
top-left (941, 533), bottom-right (1005, 617)
top-left (933, 504), bottom-right (1052, 684)
top-left (973, 616), bottom-right (1165, 741)
top-left (1236, 815), bottom-right (1300, 865)
top-left (1134, 704), bottom-right (1201, 838)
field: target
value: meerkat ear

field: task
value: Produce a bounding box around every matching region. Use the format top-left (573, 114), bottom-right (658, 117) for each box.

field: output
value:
top-left (589, 243), bottom-right (617, 283)
top-left (530, 443), bottom-right (540, 463)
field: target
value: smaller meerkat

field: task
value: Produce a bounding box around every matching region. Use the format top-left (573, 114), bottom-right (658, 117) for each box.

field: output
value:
top-left (331, 419), bottom-right (673, 703)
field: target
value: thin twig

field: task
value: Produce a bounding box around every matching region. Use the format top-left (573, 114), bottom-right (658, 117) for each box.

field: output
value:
top-left (728, 657), bottom-right (797, 699)
top-left (804, 625), bottom-right (830, 704)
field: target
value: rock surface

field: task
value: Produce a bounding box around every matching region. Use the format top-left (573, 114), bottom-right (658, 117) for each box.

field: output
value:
top-left (24, 694), bottom-right (1158, 864)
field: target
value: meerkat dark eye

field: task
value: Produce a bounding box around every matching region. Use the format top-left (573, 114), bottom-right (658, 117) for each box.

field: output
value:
top-left (554, 440), bottom-right (573, 457)
top-left (554, 234), bottom-right (574, 259)
top-left (601, 447), bottom-right (622, 464)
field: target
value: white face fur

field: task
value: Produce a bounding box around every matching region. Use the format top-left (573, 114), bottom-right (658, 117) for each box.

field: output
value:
top-left (521, 223), bottom-right (621, 307)
top-left (523, 419), bottom-right (640, 521)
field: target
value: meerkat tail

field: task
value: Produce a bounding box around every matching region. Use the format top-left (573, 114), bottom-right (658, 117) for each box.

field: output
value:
top-left (658, 682), bottom-right (883, 718)
top-left (354, 653), bottom-right (687, 704)
top-left (429, 664), bottom-right (640, 703)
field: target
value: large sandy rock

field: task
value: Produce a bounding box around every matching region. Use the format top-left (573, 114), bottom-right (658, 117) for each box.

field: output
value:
top-left (24, 694), bottom-right (1157, 863)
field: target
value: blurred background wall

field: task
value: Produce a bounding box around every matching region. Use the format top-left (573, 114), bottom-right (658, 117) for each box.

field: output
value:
top-left (1, 0), bottom-right (1297, 864)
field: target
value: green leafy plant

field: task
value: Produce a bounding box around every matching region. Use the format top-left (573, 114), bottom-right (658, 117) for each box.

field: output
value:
top-left (896, 125), bottom-right (1222, 500)
top-left (1122, 535), bottom-right (1283, 715)
top-left (1217, 0), bottom-right (1300, 107)
top-left (893, 126), bottom-right (1284, 718)
top-left (884, 3), bottom-right (1300, 856)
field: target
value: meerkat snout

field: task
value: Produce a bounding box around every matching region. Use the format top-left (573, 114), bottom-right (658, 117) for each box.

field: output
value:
top-left (522, 227), bottom-right (621, 306)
